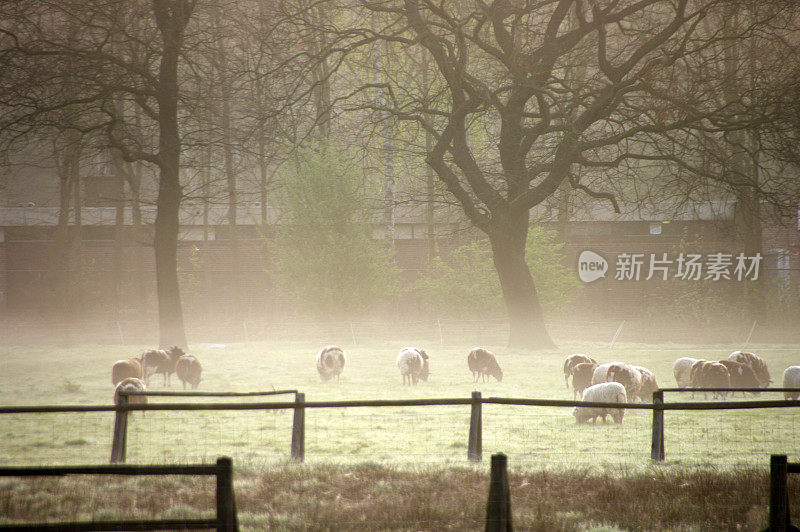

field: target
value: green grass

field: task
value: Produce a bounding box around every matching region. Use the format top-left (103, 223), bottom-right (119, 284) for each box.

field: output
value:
top-left (0, 339), bottom-right (798, 468)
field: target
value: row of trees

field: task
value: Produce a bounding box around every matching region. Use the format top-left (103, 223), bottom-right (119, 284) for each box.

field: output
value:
top-left (2, 1), bottom-right (800, 348)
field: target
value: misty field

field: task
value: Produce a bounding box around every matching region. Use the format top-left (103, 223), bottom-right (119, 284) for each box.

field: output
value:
top-left (1, 339), bottom-right (798, 470)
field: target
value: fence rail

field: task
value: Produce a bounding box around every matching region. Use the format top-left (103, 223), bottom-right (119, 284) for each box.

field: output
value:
top-left (0, 456), bottom-right (238, 532)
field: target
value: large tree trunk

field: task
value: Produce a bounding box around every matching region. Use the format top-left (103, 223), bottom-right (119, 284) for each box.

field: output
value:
top-left (153, 0), bottom-right (190, 349)
top-left (488, 215), bottom-right (556, 350)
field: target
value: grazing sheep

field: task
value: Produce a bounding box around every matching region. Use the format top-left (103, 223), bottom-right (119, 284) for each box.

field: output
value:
top-left (571, 362), bottom-right (598, 400)
top-left (729, 350), bottom-right (771, 387)
top-left (783, 366), bottom-right (800, 400)
top-left (316, 346), bottom-right (346, 383)
top-left (573, 382), bottom-right (627, 425)
top-left (718, 359), bottom-right (763, 396)
top-left (467, 348), bottom-right (503, 382)
top-left (141, 346), bottom-right (185, 386)
top-left (113, 377), bottom-right (147, 415)
top-left (397, 347), bottom-right (430, 385)
top-left (632, 365), bottom-right (659, 402)
top-left (673, 357), bottom-right (700, 388)
top-left (175, 355), bottom-right (202, 390)
top-left (689, 360), bottom-right (730, 400)
top-left (111, 358), bottom-right (144, 386)
top-left (563, 354), bottom-right (598, 388)
top-left (606, 363), bottom-right (643, 402)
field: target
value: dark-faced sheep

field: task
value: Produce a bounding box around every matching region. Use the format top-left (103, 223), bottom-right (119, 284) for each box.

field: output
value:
top-left (316, 346), bottom-right (346, 383)
top-left (571, 362), bottom-right (598, 400)
top-left (176, 355), bottom-right (202, 390)
top-left (689, 360), bottom-right (730, 400)
top-left (397, 347), bottom-right (429, 385)
top-left (729, 350), bottom-right (771, 387)
top-left (141, 346), bottom-right (185, 386)
top-left (606, 363), bottom-right (643, 402)
top-left (783, 366), bottom-right (800, 400)
top-left (467, 348), bottom-right (503, 382)
top-left (564, 354), bottom-right (597, 389)
top-left (573, 382), bottom-right (627, 424)
top-left (718, 359), bottom-right (764, 396)
top-left (113, 377), bottom-right (147, 416)
top-left (111, 358), bottom-right (144, 386)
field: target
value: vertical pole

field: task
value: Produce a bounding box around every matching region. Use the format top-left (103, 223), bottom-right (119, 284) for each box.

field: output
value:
top-left (769, 454), bottom-right (789, 531)
top-left (110, 393), bottom-right (129, 464)
top-left (468, 391), bottom-right (482, 462)
top-left (216, 456), bottom-right (239, 532)
top-left (485, 453), bottom-right (512, 531)
top-left (291, 393), bottom-right (306, 462)
top-left (650, 390), bottom-right (665, 462)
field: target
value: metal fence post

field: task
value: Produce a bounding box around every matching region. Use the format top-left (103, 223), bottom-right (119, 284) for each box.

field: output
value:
top-left (216, 456), bottom-right (239, 532)
top-left (650, 390), bottom-right (665, 462)
top-left (485, 453), bottom-right (512, 531)
top-left (110, 394), bottom-right (129, 464)
top-left (468, 391), bottom-right (483, 462)
top-left (291, 392), bottom-right (305, 462)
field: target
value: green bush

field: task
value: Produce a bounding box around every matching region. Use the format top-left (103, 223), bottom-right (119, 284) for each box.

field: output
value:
top-left (415, 226), bottom-right (581, 319)
top-left (270, 143), bottom-right (400, 317)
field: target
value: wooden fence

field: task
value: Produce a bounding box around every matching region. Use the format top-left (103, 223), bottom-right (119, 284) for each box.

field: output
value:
top-left (766, 454), bottom-right (800, 532)
top-left (0, 388), bottom-right (798, 465)
top-left (0, 456), bottom-right (238, 531)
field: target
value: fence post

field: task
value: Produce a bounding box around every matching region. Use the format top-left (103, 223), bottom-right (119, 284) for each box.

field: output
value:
top-left (468, 391), bottom-right (483, 462)
top-left (110, 394), bottom-right (129, 464)
top-left (216, 456), bottom-right (239, 532)
top-left (485, 453), bottom-right (512, 531)
top-left (291, 392), bottom-right (305, 462)
top-left (768, 454), bottom-right (791, 531)
top-left (650, 390), bottom-right (665, 462)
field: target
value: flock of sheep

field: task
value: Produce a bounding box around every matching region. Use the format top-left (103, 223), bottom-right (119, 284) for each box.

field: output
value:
top-left (111, 346), bottom-right (203, 409)
top-left (109, 343), bottom-right (798, 426)
top-left (565, 351), bottom-right (800, 425)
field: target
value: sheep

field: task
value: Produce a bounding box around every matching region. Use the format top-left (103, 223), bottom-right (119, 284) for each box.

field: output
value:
top-left (563, 354), bottom-right (598, 388)
top-left (783, 366), bottom-right (800, 400)
top-left (111, 358), bottom-right (144, 386)
top-left (673, 357), bottom-right (700, 389)
top-left (175, 355), bottom-right (202, 390)
top-left (113, 377), bottom-right (147, 416)
top-left (571, 362), bottom-right (598, 400)
top-left (717, 359), bottom-right (764, 396)
top-left (141, 346), bottom-right (185, 386)
top-left (397, 347), bottom-right (429, 385)
top-left (729, 350), bottom-right (771, 387)
top-left (632, 365), bottom-right (659, 402)
top-left (591, 362), bottom-right (624, 386)
top-left (316, 346), bottom-right (346, 383)
top-left (573, 382), bottom-right (627, 425)
top-left (467, 348), bottom-right (503, 382)
top-left (606, 363), bottom-right (643, 402)
top-left (689, 360), bottom-right (730, 400)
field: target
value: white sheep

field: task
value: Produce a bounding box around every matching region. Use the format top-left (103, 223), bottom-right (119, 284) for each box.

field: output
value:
top-left (316, 346), bottom-right (346, 383)
top-left (633, 365), bottom-right (659, 402)
top-left (397, 347), bottom-right (429, 385)
top-left (573, 382), bottom-right (627, 424)
top-left (672, 357), bottom-right (699, 388)
top-left (782, 366), bottom-right (800, 400)
top-left (113, 377), bottom-right (147, 416)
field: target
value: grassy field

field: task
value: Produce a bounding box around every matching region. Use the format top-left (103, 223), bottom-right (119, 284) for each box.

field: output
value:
top-left (0, 337), bottom-right (799, 529)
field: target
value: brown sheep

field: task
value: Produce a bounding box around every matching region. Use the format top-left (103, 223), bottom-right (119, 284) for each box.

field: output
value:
top-left (718, 359), bottom-right (764, 396)
top-left (175, 355), bottom-right (203, 390)
top-left (141, 346), bottom-right (185, 386)
top-left (571, 362), bottom-right (598, 400)
top-left (563, 354), bottom-right (597, 389)
top-left (111, 358), bottom-right (144, 386)
top-left (606, 363), bottom-right (642, 402)
top-left (316, 346), bottom-right (346, 383)
top-left (467, 348), bottom-right (503, 383)
top-left (633, 365), bottom-right (659, 402)
top-left (729, 351), bottom-right (771, 387)
top-left (113, 377), bottom-right (147, 416)
top-left (689, 360), bottom-right (730, 400)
